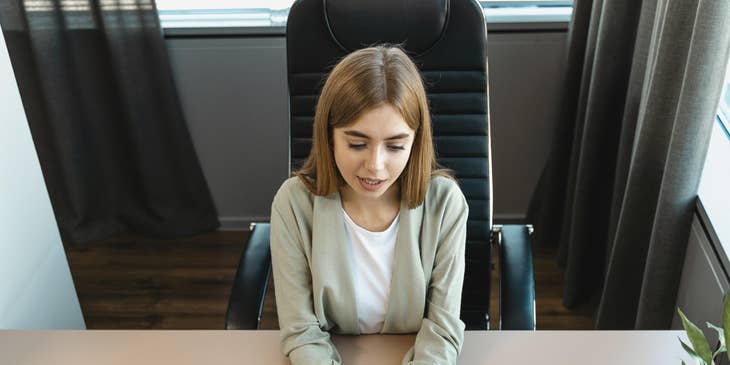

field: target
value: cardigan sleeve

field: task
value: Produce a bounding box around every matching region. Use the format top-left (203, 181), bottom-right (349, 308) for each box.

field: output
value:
top-left (270, 184), bottom-right (342, 365)
top-left (402, 186), bottom-right (468, 365)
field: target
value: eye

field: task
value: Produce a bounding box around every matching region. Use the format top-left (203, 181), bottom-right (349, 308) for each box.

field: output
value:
top-left (347, 143), bottom-right (405, 151)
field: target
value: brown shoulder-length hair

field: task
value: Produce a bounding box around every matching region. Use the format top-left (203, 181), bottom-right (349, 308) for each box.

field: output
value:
top-left (294, 45), bottom-right (453, 209)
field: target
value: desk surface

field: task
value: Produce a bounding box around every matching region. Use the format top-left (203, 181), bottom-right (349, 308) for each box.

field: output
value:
top-left (0, 330), bottom-right (692, 364)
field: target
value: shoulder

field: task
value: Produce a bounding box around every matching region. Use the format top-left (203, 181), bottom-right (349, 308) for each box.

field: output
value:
top-left (423, 175), bottom-right (468, 218)
top-left (275, 176), bottom-right (311, 196)
top-left (426, 175), bottom-right (466, 205)
top-left (272, 176), bottom-right (315, 212)
top-left (427, 175), bottom-right (459, 192)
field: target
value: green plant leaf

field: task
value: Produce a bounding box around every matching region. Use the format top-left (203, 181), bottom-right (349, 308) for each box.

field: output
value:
top-left (679, 308), bottom-right (713, 364)
top-left (724, 293), bottom-right (730, 362)
top-left (707, 322), bottom-right (726, 358)
top-left (680, 338), bottom-right (708, 365)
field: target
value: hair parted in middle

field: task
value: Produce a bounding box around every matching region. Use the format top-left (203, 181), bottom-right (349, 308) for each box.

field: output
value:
top-left (294, 45), bottom-right (453, 209)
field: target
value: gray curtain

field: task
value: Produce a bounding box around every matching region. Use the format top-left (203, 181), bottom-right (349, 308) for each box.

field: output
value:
top-left (0, 1), bottom-right (219, 245)
top-left (528, 0), bottom-right (730, 329)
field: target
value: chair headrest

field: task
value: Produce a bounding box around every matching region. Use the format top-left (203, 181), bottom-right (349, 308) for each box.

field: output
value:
top-left (324, 0), bottom-right (449, 55)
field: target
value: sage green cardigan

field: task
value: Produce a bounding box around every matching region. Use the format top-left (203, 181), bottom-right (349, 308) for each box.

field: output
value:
top-left (270, 175), bottom-right (468, 365)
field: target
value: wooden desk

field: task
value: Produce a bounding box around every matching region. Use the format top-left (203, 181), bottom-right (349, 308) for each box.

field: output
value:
top-left (0, 330), bottom-right (692, 364)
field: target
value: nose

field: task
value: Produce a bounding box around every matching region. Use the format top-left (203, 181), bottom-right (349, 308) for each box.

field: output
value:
top-left (365, 146), bottom-right (386, 172)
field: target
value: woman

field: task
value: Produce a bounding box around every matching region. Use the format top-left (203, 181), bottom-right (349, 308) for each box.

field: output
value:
top-left (270, 45), bottom-right (468, 365)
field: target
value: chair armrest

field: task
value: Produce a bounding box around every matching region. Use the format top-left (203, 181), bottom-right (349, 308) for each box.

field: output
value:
top-left (496, 224), bottom-right (536, 330)
top-left (225, 223), bottom-right (272, 330)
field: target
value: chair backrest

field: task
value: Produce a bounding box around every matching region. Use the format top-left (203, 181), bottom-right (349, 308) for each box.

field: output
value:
top-left (286, 0), bottom-right (493, 329)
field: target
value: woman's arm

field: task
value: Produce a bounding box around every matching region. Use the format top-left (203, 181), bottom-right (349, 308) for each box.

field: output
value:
top-left (270, 185), bottom-right (341, 365)
top-left (401, 187), bottom-right (469, 365)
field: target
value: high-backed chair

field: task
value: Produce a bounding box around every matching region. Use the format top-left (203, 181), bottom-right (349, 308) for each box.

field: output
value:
top-left (226, 0), bottom-right (535, 331)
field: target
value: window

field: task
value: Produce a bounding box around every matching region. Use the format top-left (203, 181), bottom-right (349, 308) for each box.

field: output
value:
top-left (155, 0), bottom-right (292, 28)
top-left (697, 55), bottom-right (730, 252)
top-left (719, 59), bottom-right (730, 136)
top-left (155, 0), bottom-right (574, 29)
top-left (482, 0), bottom-right (573, 23)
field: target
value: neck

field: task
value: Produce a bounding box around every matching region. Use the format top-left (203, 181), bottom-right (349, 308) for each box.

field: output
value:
top-left (339, 181), bottom-right (401, 215)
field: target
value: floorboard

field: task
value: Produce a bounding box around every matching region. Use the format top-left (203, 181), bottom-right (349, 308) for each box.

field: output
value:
top-left (64, 230), bottom-right (596, 330)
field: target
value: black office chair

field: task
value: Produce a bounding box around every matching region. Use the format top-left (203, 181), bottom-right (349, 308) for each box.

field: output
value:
top-left (226, 0), bottom-right (535, 331)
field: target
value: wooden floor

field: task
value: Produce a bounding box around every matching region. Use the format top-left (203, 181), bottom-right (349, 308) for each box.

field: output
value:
top-left (64, 230), bottom-right (596, 330)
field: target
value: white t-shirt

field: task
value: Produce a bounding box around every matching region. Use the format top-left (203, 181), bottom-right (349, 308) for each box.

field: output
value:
top-left (341, 206), bottom-right (399, 334)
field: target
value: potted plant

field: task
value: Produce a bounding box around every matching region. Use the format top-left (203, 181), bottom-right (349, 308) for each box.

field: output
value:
top-left (679, 294), bottom-right (730, 365)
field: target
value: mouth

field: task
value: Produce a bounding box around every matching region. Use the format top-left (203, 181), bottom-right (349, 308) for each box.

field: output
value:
top-left (357, 176), bottom-right (386, 190)
top-left (359, 176), bottom-right (385, 184)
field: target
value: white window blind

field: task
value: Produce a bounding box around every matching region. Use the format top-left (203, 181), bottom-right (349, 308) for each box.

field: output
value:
top-left (155, 0), bottom-right (574, 29)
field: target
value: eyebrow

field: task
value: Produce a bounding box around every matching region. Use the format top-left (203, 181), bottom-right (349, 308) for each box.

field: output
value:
top-left (343, 131), bottom-right (411, 140)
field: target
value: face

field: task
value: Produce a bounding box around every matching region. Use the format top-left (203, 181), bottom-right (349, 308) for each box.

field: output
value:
top-left (333, 104), bottom-right (415, 203)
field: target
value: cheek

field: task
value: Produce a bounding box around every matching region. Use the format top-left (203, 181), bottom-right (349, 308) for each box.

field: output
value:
top-left (333, 146), bottom-right (356, 173)
top-left (391, 151), bottom-right (411, 172)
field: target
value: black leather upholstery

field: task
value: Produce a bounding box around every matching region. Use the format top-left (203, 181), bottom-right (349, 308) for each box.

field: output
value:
top-left (499, 225), bottom-right (536, 330)
top-left (324, 0), bottom-right (448, 54)
top-left (288, 0), bottom-right (492, 330)
top-left (225, 223), bottom-right (271, 330)
top-left (226, 0), bottom-right (536, 332)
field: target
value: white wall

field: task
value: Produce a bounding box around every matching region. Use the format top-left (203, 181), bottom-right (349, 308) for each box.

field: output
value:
top-left (0, 26), bottom-right (85, 329)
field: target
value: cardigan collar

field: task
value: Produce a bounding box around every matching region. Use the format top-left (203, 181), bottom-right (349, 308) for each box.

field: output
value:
top-left (311, 188), bottom-right (426, 334)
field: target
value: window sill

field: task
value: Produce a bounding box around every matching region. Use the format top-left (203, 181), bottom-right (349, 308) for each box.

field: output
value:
top-left (162, 21), bottom-right (569, 38)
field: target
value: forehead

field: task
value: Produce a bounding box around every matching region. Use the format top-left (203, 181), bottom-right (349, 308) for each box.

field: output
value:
top-left (337, 104), bottom-right (413, 138)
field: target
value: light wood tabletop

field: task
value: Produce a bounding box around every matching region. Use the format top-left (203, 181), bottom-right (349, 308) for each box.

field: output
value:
top-left (0, 330), bottom-right (694, 364)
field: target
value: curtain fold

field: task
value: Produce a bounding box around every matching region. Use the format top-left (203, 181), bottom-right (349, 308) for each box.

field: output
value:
top-left (528, 0), bottom-right (730, 329)
top-left (0, 0), bottom-right (220, 244)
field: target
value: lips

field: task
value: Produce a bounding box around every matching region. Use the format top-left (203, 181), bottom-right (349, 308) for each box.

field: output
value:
top-left (360, 177), bottom-right (384, 183)
top-left (357, 176), bottom-right (386, 191)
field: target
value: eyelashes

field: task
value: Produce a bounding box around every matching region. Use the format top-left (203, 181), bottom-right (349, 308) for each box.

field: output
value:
top-left (348, 144), bottom-right (406, 151)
